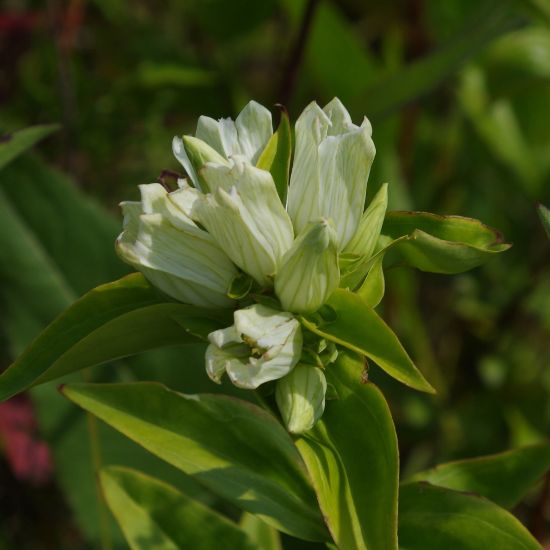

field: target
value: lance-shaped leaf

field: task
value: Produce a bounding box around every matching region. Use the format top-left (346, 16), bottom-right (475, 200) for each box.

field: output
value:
top-left (408, 443), bottom-right (550, 509)
top-left (296, 352), bottom-right (399, 550)
top-left (100, 466), bottom-right (256, 550)
top-left (301, 289), bottom-right (434, 393)
top-left (0, 273), bottom-right (231, 402)
top-left (341, 183), bottom-right (388, 290)
top-left (399, 483), bottom-right (541, 550)
top-left (0, 124), bottom-right (59, 171)
top-left (256, 107), bottom-right (292, 204)
top-left (62, 382), bottom-right (329, 542)
top-left (356, 254), bottom-right (385, 308)
top-left (381, 211), bottom-right (511, 273)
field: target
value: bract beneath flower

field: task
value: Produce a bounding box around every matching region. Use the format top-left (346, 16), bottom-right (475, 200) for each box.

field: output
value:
top-left (205, 304), bottom-right (302, 389)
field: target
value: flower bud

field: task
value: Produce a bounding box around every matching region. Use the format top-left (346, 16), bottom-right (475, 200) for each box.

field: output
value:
top-left (194, 157), bottom-right (294, 286)
top-left (205, 304), bottom-right (302, 389)
top-left (116, 183), bottom-right (237, 308)
top-left (274, 220), bottom-right (339, 313)
top-left (275, 365), bottom-right (327, 433)
top-left (172, 135), bottom-right (228, 192)
top-left (286, 98), bottom-right (376, 250)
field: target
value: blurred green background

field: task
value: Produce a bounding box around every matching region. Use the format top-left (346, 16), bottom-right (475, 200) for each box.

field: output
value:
top-left (0, 0), bottom-right (549, 547)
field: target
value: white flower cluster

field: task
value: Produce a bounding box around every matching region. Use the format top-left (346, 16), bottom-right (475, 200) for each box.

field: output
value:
top-left (117, 99), bottom-right (376, 432)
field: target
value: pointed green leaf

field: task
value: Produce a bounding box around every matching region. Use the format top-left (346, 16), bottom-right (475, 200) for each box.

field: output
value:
top-left (301, 289), bottom-right (434, 393)
top-left (0, 124), bottom-right (59, 171)
top-left (0, 273), bottom-right (231, 401)
top-left (100, 466), bottom-right (255, 550)
top-left (357, 254), bottom-right (385, 308)
top-left (381, 211), bottom-right (511, 273)
top-left (399, 483), bottom-right (541, 550)
top-left (256, 108), bottom-right (292, 204)
top-left (61, 382), bottom-right (328, 542)
top-left (341, 183), bottom-right (388, 290)
top-left (296, 352), bottom-right (399, 550)
top-left (408, 444), bottom-right (550, 509)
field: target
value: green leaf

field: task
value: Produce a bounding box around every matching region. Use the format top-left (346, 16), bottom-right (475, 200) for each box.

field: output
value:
top-left (357, 255), bottom-right (385, 308)
top-left (100, 466), bottom-right (255, 550)
top-left (399, 483), bottom-right (541, 550)
top-left (296, 352), bottom-right (399, 550)
top-left (256, 108), bottom-right (292, 204)
top-left (0, 273), bottom-right (230, 402)
top-left (341, 183), bottom-right (388, 290)
top-left (61, 381), bottom-right (328, 542)
top-left (538, 203), bottom-right (550, 239)
top-left (240, 513), bottom-right (282, 550)
top-left (301, 289), bottom-right (434, 393)
top-left (0, 124), bottom-right (59, 171)
top-left (381, 211), bottom-right (511, 273)
top-left (0, 155), bottom-right (216, 546)
top-left (408, 444), bottom-right (550, 509)
top-left (357, 1), bottom-right (518, 117)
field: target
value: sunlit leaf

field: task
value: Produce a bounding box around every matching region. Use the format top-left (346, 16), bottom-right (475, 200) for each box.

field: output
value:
top-left (381, 211), bottom-right (511, 273)
top-left (296, 352), bottom-right (398, 550)
top-left (62, 381), bottom-right (328, 541)
top-left (100, 466), bottom-right (255, 550)
top-left (0, 273), bottom-right (230, 402)
top-left (301, 289), bottom-right (435, 393)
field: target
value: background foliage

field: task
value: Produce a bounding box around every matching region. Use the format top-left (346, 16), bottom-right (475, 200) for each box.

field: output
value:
top-left (0, 0), bottom-right (549, 547)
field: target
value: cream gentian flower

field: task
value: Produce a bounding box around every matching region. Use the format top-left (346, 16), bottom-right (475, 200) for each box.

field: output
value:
top-left (205, 304), bottom-right (302, 389)
top-left (275, 365), bottom-right (327, 434)
top-left (194, 157), bottom-right (294, 286)
top-left (173, 100), bottom-right (272, 190)
top-left (116, 182), bottom-right (237, 308)
top-left (274, 219), bottom-right (339, 313)
top-left (286, 98), bottom-right (376, 250)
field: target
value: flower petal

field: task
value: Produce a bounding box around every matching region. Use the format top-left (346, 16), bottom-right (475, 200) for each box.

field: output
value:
top-left (317, 124), bottom-right (376, 248)
top-left (286, 102), bottom-right (330, 235)
top-left (195, 158), bottom-right (294, 285)
top-left (235, 100), bottom-right (273, 164)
